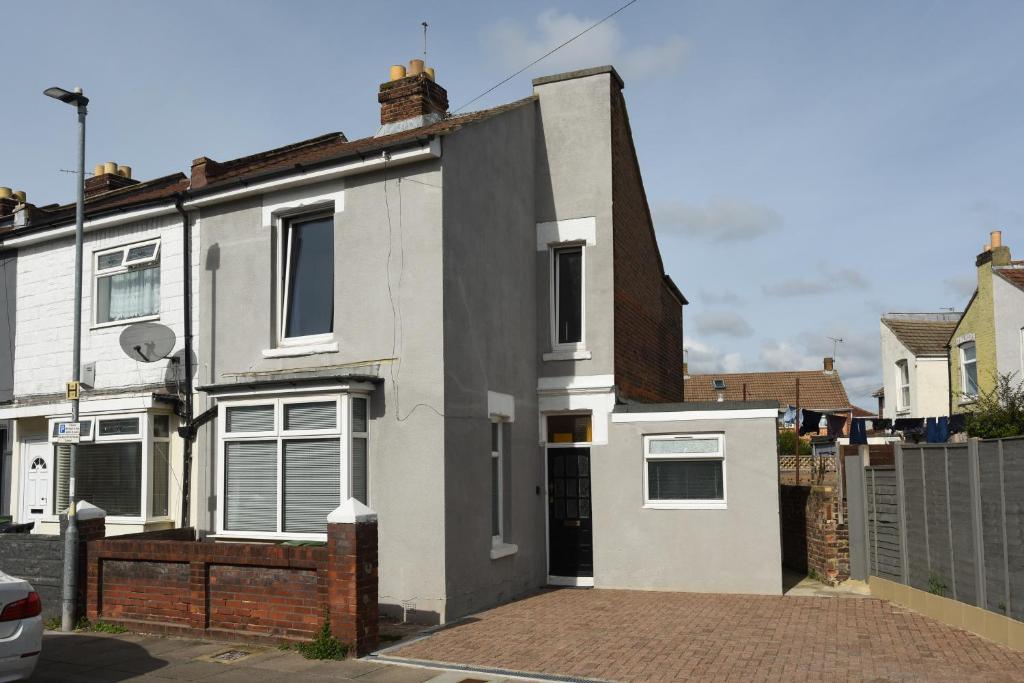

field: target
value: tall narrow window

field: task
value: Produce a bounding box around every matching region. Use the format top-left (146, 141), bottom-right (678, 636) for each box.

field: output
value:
top-left (553, 246), bottom-right (583, 345)
top-left (490, 420), bottom-right (503, 544)
top-left (896, 360), bottom-right (910, 410)
top-left (960, 342), bottom-right (978, 398)
top-left (282, 215), bottom-right (334, 339)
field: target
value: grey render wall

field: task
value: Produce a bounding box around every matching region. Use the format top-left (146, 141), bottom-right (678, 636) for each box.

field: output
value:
top-left (0, 250), bottom-right (14, 404)
top-left (533, 72), bottom-right (615, 379)
top-left (440, 102), bottom-right (547, 619)
top-left (197, 164), bottom-right (449, 621)
top-left (993, 273), bottom-right (1024, 381)
top-left (597, 415), bottom-right (782, 594)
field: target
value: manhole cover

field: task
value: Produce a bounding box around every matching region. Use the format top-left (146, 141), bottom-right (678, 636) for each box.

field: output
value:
top-left (211, 650), bottom-right (251, 663)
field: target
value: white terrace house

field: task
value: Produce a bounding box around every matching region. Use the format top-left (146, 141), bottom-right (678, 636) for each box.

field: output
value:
top-left (0, 170), bottom-right (196, 534)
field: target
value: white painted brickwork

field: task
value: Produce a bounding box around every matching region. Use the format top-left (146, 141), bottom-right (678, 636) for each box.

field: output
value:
top-left (14, 213), bottom-right (199, 398)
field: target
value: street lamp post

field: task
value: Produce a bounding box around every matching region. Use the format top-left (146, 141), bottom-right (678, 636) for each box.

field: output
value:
top-left (44, 85), bottom-right (88, 633)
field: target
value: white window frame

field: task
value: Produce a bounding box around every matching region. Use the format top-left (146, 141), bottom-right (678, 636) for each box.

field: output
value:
top-left (895, 360), bottom-right (911, 412)
top-left (216, 393), bottom-right (353, 541)
top-left (276, 210), bottom-right (335, 347)
top-left (549, 243), bottom-right (586, 353)
top-left (149, 414), bottom-right (173, 520)
top-left (350, 396), bottom-right (369, 506)
top-left (490, 418), bottom-right (504, 547)
top-left (46, 410), bottom-right (163, 523)
top-left (642, 433), bottom-right (727, 510)
top-left (92, 237), bottom-right (162, 328)
top-left (960, 342), bottom-right (979, 400)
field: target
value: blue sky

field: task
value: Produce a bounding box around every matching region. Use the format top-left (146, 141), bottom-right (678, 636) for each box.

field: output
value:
top-left (3, 1), bottom-right (1022, 407)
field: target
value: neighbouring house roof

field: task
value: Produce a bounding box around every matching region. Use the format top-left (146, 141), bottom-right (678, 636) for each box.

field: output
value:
top-left (872, 386), bottom-right (884, 398)
top-left (995, 265), bottom-right (1024, 292)
top-left (683, 370), bottom-right (852, 411)
top-left (852, 405), bottom-right (877, 418)
top-left (881, 314), bottom-right (962, 356)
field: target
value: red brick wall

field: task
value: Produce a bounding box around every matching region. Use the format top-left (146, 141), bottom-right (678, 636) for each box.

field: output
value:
top-left (780, 485), bottom-right (850, 586)
top-left (610, 86), bottom-right (684, 403)
top-left (86, 522), bottom-right (378, 653)
top-left (209, 566), bottom-right (321, 638)
top-left (101, 561), bottom-right (191, 625)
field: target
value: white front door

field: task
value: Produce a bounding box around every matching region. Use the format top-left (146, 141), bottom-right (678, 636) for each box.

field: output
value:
top-left (20, 440), bottom-right (51, 522)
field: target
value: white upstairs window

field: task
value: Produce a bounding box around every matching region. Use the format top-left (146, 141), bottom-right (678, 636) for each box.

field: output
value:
top-left (280, 214), bottom-right (334, 342)
top-left (94, 239), bottom-right (161, 325)
top-left (896, 360), bottom-right (911, 411)
top-left (551, 245), bottom-right (584, 349)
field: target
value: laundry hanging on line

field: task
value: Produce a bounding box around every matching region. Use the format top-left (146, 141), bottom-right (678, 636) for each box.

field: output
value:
top-left (799, 409), bottom-right (823, 436)
top-left (850, 418), bottom-right (868, 445)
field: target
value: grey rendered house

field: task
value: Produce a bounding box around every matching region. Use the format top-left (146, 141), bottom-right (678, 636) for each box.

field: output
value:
top-left (0, 62), bottom-right (782, 624)
top-left (187, 63), bottom-right (780, 621)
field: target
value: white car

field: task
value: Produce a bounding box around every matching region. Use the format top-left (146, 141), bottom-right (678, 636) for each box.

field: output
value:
top-left (0, 572), bottom-right (41, 682)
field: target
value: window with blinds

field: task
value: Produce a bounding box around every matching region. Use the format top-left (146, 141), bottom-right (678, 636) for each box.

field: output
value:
top-left (644, 434), bottom-right (726, 508)
top-left (75, 443), bottom-right (143, 516)
top-left (220, 395), bottom-right (367, 537)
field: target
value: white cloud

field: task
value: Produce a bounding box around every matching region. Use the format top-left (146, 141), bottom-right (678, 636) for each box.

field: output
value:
top-left (762, 268), bottom-right (869, 298)
top-left (943, 275), bottom-right (976, 300)
top-left (654, 199), bottom-right (783, 242)
top-left (695, 311), bottom-right (753, 338)
top-left (698, 289), bottom-right (741, 305)
top-left (684, 338), bottom-right (744, 374)
top-left (481, 10), bottom-right (688, 83)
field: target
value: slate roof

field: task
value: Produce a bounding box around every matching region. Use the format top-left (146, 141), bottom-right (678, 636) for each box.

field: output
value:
top-left (195, 96), bottom-right (538, 191)
top-left (881, 315), bottom-right (961, 356)
top-left (995, 266), bottom-right (1024, 292)
top-left (683, 370), bottom-right (852, 411)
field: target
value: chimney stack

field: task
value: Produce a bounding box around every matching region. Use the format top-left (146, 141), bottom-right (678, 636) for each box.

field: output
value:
top-left (85, 161), bottom-right (139, 197)
top-left (823, 357), bottom-right (834, 373)
top-left (0, 187), bottom-right (17, 218)
top-left (977, 230), bottom-right (1012, 267)
top-left (376, 60), bottom-right (448, 137)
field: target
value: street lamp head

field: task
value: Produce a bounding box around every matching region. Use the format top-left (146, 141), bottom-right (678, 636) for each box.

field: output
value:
top-left (44, 86), bottom-right (88, 107)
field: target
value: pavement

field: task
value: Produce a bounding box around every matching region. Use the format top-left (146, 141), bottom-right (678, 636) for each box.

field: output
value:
top-left (28, 630), bottom-right (536, 682)
top-left (387, 587), bottom-right (1024, 682)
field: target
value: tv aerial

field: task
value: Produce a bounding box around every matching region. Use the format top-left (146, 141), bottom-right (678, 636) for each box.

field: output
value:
top-left (119, 322), bottom-right (176, 363)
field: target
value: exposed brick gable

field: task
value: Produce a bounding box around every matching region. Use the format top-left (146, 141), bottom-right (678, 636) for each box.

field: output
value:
top-left (610, 86), bottom-right (684, 403)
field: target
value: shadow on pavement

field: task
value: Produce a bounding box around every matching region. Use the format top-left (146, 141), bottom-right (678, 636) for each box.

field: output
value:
top-left (29, 632), bottom-right (168, 682)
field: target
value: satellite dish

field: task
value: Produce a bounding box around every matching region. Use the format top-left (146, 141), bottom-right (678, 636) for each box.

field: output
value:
top-left (119, 323), bottom-right (176, 363)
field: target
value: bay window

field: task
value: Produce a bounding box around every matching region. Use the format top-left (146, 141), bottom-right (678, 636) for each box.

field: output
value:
top-left (94, 239), bottom-right (160, 325)
top-left (218, 394), bottom-right (368, 538)
top-left (50, 412), bottom-right (172, 520)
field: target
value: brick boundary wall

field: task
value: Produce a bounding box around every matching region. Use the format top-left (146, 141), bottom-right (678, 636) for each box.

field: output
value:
top-left (85, 518), bottom-right (378, 654)
top-left (780, 485), bottom-right (850, 586)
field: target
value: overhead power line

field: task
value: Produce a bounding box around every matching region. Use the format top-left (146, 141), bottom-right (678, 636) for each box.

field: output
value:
top-left (453, 0), bottom-right (641, 113)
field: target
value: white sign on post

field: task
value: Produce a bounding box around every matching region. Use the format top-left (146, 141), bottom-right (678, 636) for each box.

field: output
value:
top-left (54, 422), bottom-right (81, 444)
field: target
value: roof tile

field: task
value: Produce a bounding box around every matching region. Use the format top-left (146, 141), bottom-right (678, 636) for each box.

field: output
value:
top-left (684, 370), bottom-right (852, 410)
top-left (882, 316), bottom-right (961, 356)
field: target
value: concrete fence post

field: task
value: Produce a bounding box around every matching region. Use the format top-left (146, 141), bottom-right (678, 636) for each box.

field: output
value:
top-left (845, 449), bottom-right (868, 581)
top-left (894, 443), bottom-right (909, 585)
top-left (61, 500), bottom-right (105, 621)
top-left (327, 498), bottom-right (379, 656)
top-left (967, 438), bottom-right (987, 608)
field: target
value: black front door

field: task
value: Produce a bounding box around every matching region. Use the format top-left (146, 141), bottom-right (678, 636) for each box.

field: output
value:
top-left (548, 448), bottom-right (593, 577)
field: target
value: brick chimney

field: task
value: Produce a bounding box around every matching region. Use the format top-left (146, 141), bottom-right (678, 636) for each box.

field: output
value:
top-left (375, 59), bottom-right (448, 137)
top-left (0, 187), bottom-right (22, 218)
top-left (823, 357), bottom-right (834, 373)
top-left (85, 162), bottom-right (138, 197)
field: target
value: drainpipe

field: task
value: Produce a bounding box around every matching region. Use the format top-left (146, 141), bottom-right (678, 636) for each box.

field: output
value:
top-left (174, 196), bottom-right (194, 528)
top-left (947, 343), bottom-right (954, 419)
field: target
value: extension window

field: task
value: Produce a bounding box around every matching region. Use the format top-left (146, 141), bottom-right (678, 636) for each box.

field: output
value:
top-left (643, 434), bottom-right (726, 509)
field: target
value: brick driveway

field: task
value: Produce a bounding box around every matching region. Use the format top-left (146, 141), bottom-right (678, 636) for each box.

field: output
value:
top-left (388, 588), bottom-right (1024, 682)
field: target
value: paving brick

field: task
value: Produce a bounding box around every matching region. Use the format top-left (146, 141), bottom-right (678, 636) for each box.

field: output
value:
top-left (392, 588), bottom-right (1024, 682)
